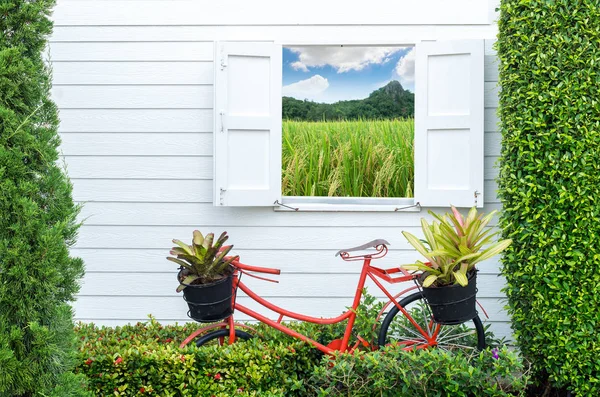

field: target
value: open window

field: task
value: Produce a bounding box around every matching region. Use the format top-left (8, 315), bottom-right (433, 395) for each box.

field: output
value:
top-left (281, 46), bottom-right (415, 201)
top-left (214, 40), bottom-right (483, 209)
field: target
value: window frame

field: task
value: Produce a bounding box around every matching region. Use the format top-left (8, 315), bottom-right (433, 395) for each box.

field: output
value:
top-left (279, 40), bottom-right (420, 212)
top-left (214, 38), bottom-right (484, 211)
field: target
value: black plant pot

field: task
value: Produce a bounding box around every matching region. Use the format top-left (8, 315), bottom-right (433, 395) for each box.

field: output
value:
top-left (178, 271), bottom-right (234, 323)
top-left (420, 271), bottom-right (478, 325)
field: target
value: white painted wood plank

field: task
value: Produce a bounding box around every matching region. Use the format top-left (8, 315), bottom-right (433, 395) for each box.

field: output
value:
top-left (74, 225), bottom-right (502, 250)
top-left (484, 81), bottom-right (499, 108)
top-left (53, 1), bottom-right (489, 26)
top-left (78, 272), bottom-right (506, 298)
top-left (51, 25), bottom-right (499, 43)
top-left (484, 108), bottom-right (499, 132)
top-left (485, 156), bottom-right (500, 180)
top-left (52, 62), bottom-right (213, 85)
top-left (484, 55), bottom-right (499, 82)
top-left (52, 85), bottom-right (212, 109)
top-left (485, 132), bottom-right (501, 156)
top-left (484, 180), bottom-right (499, 203)
top-left (478, 131), bottom-right (503, 155)
top-left (485, 82), bottom-right (499, 109)
top-left (72, 179), bottom-right (212, 203)
top-left (489, 1), bottom-right (501, 25)
top-left (58, 109), bottom-right (213, 132)
top-left (73, 296), bottom-right (509, 323)
top-left (484, 39), bottom-right (497, 56)
top-left (72, 247), bottom-right (503, 275)
top-left (49, 42), bottom-right (213, 61)
top-left (59, 133), bottom-right (212, 156)
top-left (63, 156), bottom-right (212, 179)
top-left (76, 202), bottom-right (502, 228)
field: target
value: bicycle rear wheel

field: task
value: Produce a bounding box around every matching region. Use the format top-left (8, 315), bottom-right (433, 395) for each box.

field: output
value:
top-left (378, 292), bottom-right (485, 351)
top-left (195, 329), bottom-right (253, 347)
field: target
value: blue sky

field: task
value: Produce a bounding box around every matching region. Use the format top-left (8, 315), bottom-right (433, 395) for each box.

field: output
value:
top-left (283, 46), bottom-right (415, 104)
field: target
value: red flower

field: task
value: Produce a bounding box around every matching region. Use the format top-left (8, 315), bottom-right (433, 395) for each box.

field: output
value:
top-left (140, 387), bottom-right (145, 393)
top-left (85, 358), bottom-right (93, 365)
top-left (165, 338), bottom-right (173, 343)
top-left (180, 354), bottom-right (186, 362)
top-left (214, 373), bottom-right (221, 380)
top-left (114, 357), bottom-right (123, 365)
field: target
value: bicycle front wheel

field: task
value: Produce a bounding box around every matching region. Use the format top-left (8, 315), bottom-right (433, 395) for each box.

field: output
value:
top-left (196, 329), bottom-right (253, 347)
top-left (378, 292), bottom-right (485, 351)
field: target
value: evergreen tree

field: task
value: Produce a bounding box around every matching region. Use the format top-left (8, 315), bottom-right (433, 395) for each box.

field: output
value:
top-left (0, 1), bottom-right (88, 395)
top-left (282, 80), bottom-right (414, 121)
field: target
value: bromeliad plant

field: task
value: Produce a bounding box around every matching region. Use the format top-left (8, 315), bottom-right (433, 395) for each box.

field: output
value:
top-left (167, 231), bottom-right (238, 292)
top-left (401, 206), bottom-right (512, 287)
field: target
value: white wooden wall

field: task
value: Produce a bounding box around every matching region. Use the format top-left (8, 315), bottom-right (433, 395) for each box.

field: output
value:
top-left (51, 1), bottom-right (509, 338)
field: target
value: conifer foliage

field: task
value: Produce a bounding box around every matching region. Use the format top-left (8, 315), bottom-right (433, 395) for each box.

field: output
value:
top-left (0, 1), bottom-right (87, 395)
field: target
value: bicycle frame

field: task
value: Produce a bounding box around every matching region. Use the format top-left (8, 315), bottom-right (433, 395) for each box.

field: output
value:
top-left (181, 243), bottom-right (441, 355)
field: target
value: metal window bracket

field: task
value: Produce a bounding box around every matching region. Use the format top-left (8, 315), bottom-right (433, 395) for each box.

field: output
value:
top-left (273, 200), bottom-right (299, 211)
top-left (394, 202), bottom-right (421, 212)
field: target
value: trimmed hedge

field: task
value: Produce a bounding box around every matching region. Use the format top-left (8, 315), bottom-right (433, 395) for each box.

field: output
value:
top-left (74, 318), bottom-right (529, 396)
top-left (310, 346), bottom-right (530, 396)
top-left (497, 0), bottom-right (600, 394)
top-left (74, 319), bottom-right (323, 396)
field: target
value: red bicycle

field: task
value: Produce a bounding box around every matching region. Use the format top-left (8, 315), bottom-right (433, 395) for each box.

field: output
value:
top-left (180, 239), bottom-right (486, 352)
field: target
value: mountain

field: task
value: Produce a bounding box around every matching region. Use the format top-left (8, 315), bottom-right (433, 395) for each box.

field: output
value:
top-left (282, 80), bottom-right (414, 121)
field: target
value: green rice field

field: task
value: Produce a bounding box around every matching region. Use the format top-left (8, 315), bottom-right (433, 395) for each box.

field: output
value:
top-left (282, 119), bottom-right (414, 198)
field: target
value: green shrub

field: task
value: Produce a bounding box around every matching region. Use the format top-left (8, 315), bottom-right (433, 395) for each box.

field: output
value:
top-left (0, 1), bottom-right (88, 395)
top-left (74, 319), bottom-right (322, 396)
top-left (74, 318), bottom-right (527, 396)
top-left (497, 0), bottom-right (600, 394)
top-left (310, 346), bottom-right (530, 396)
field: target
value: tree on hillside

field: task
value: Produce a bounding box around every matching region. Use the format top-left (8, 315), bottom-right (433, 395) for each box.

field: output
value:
top-left (282, 80), bottom-right (414, 121)
top-left (0, 1), bottom-right (88, 395)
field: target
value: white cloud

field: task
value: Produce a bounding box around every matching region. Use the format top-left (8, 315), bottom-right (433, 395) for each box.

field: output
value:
top-left (290, 61), bottom-right (309, 72)
top-left (283, 75), bottom-right (330, 100)
top-left (395, 48), bottom-right (416, 87)
top-left (288, 46), bottom-right (404, 73)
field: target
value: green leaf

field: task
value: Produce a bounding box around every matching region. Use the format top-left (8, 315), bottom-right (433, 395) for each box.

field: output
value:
top-left (402, 231), bottom-right (439, 268)
top-left (422, 274), bottom-right (438, 287)
top-left (192, 230), bottom-right (204, 247)
top-left (421, 218), bottom-right (437, 250)
top-left (166, 257), bottom-right (195, 272)
top-left (471, 239), bottom-right (512, 266)
top-left (172, 239), bottom-right (193, 255)
top-left (176, 275), bottom-right (200, 292)
top-left (401, 262), bottom-right (440, 274)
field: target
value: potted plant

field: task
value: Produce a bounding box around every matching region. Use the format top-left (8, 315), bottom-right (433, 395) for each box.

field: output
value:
top-left (166, 230), bottom-right (239, 322)
top-left (401, 206), bottom-right (512, 324)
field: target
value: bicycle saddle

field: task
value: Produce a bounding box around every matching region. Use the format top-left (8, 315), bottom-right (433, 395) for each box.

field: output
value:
top-left (335, 239), bottom-right (390, 257)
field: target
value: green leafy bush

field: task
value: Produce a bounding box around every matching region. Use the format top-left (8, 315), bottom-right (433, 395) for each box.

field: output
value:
top-left (74, 318), bottom-right (527, 396)
top-left (74, 319), bottom-right (322, 396)
top-left (310, 346), bottom-right (530, 397)
top-left (0, 1), bottom-right (88, 395)
top-left (497, 0), bottom-right (600, 394)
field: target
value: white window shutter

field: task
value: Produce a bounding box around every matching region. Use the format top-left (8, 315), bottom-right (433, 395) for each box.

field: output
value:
top-left (414, 40), bottom-right (484, 208)
top-left (213, 42), bottom-right (282, 206)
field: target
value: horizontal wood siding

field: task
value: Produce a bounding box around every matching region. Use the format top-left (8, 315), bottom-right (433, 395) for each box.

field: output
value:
top-left (52, 3), bottom-right (509, 338)
top-left (53, 1), bottom-right (489, 26)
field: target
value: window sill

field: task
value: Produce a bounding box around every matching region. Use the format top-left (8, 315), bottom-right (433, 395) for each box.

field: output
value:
top-left (274, 197), bottom-right (421, 212)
